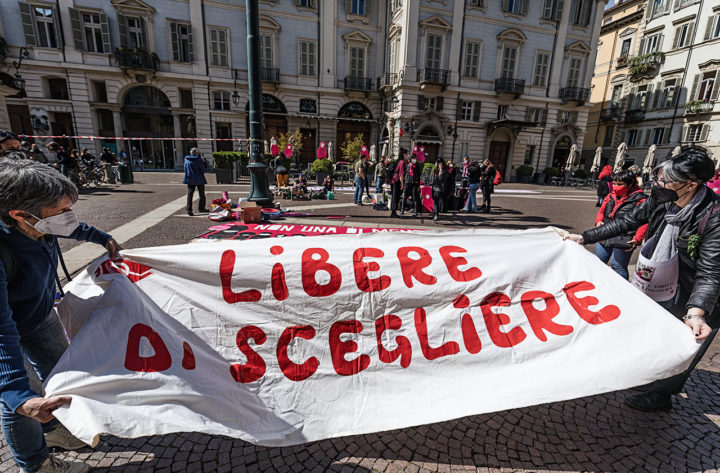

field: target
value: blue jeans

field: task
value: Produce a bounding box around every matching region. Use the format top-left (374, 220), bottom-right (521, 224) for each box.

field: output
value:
top-left (2, 311), bottom-right (68, 472)
top-left (464, 183), bottom-right (480, 212)
top-left (354, 177), bottom-right (365, 203)
top-left (594, 242), bottom-right (633, 280)
top-left (375, 177), bottom-right (384, 196)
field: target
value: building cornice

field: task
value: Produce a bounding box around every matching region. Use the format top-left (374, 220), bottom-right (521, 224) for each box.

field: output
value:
top-left (600, 10), bottom-right (644, 35)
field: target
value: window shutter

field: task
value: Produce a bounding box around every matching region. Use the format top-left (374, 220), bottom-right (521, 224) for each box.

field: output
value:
top-left (652, 83), bottom-right (662, 108)
top-left (700, 124), bottom-right (710, 142)
top-left (68, 8), bottom-right (85, 51)
top-left (170, 23), bottom-right (180, 61)
top-left (117, 15), bottom-right (128, 48)
top-left (672, 27), bottom-right (680, 49)
top-left (673, 0), bottom-right (681, 11)
top-left (705, 16), bottom-right (715, 41)
top-left (18, 2), bottom-right (37, 47)
top-left (645, 2), bottom-right (653, 19)
top-left (365, 0), bottom-right (371, 15)
top-left (139, 18), bottom-right (148, 49)
top-left (100, 13), bottom-right (111, 54)
top-left (418, 95), bottom-right (425, 110)
top-left (555, 0), bottom-right (564, 20)
top-left (502, 0), bottom-right (510, 12)
top-left (657, 34), bottom-right (664, 51)
top-left (645, 84), bottom-right (654, 108)
top-left (685, 24), bottom-right (694, 47)
top-left (664, 127), bottom-right (672, 144)
top-left (689, 74), bottom-right (700, 100)
top-left (569, 0), bottom-right (577, 23)
top-left (711, 71), bottom-right (720, 101)
top-left (346, 0), bottom-right (352, 14)
top-left (472, 101), bottom-right (482, 122)
top-left (638, 38), bottom-right (646, 55)
top-left (436, 97), bottom-right (444, 111)
top-left (682, 125), bottom-right (689, 142)
top-left (520, 0), bottom-right (529, 15)
top-left (543, 0), bottom-right (553, 19)
top-left (187, 27), bottom-right (194, 62)
top-left (644, 129), bottom-right (652, 146)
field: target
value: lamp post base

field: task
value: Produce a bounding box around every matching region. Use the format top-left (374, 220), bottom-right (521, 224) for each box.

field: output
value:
top-left (248, 161), bottom-right (274, 207)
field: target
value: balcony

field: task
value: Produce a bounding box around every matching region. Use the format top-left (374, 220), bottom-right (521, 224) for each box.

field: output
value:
top-left (628, 51), bottom-right (664, 81)
top-left (559, 87), bottom-right (590, 104)
top-left (377, 72), bottom-right (397, 91)
top-left (684, 100), bottom-right (715, 115)
top-left (344, 76), bottom-right (373, 92)
top-left (261, 68), bottom-right (279, 84)
top-left (625, 109), bottom-right (646, 122)
top-left (417, 68), bottom-right (450, 87)
top-left (616, 55), bottom-right (628, 68)
top-left (600, 105), bottom-right (621, 121)
top-left (114, 48), bottom-right (158, 71)
top-left (494, 77), bottom-right (525, 98)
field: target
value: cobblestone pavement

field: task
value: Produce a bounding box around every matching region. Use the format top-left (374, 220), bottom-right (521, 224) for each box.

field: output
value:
top-left (2, 173), bottom-right (718, 472)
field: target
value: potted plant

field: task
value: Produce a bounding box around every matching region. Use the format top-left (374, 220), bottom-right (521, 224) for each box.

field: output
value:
top-left (212, 151), bottom-right (241, 184)
top-left (516, 164), bottom-right (534, 183)
top-left (542, 166), bottom-right (560, 185)
top-left (311, 158), bottom-right (333, 185)
top-left (574, 169), bottom-right (589, 180)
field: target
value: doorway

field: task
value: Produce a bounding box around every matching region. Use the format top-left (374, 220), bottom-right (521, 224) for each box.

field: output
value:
top-left (300, 128), bottom-right (316, 164)
top-left (488, 141), bottom-right (510, 178)
top-left (416, 143), bottom-right (440, 162)
top-left (128, 140), bottom-right (175, 170)
top-left (552, 137), bottom-right (572, 169)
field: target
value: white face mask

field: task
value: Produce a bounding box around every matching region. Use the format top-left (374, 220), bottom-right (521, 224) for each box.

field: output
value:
top-left (27, 210), bottom-right (79, 236)
top-left (411, 159), bottom-right (417, 164)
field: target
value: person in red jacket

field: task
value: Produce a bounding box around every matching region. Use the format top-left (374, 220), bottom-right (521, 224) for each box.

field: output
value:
top-left (593, 169), bottom-right (648, 279)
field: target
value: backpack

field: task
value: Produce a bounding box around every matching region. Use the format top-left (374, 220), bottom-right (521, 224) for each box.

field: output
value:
top-left (493, 172), bottom-right (503, 186)
top-left (0, 240), bottom-right (16, 284)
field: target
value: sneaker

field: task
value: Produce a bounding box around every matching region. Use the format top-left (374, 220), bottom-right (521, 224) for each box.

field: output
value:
top-left (198, 208), bottom-right (209, 213)
top-left (187, 211), bottom-right (194, 216)
top-left (37, 454), bottom-right (90, 473)
top-left (625, 391), bottom-right (672, 412)
top-left (45, 424), bottom-right (87, 450)
top-left (432, 216), bottom-right (439, 221)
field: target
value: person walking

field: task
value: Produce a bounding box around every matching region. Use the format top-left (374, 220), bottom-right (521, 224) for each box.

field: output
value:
top-left (79, 148), bottom-right (95, 167)
top-left (593, 170), bottom-right (648, 280)
top-left (183, 148), bottom-right (207, 216)
top-left (389, 150), bottom-right (407, 218)
top-left (47, 143), bottom-right (72, 178)
top-left (480, 159), bottom-right (497, 213)
top-left (100, 147), bottom-right (117, 184)
top-left (374, 156), bottom-right (387, 201)
top-left (0, 158), bottom-right (122, 473)
top-left (565, 147), bottom-right (720, 412)
top-left (353, 156), bottom-right (367, 205)
top-left (273, 155), bottom-right (288, 188)
top-left (463, 161), bottom-right (482, 213)
top-left (431, 160), bottom-right (451, 221)
top-left (596, 165), bottom-right (613, 207)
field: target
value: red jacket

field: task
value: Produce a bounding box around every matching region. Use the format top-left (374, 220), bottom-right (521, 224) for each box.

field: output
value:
top-left (595, 188), bottom-right (648, 243)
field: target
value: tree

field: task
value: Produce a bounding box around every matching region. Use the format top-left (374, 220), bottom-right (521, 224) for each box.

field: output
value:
top-left (340, 133), bottom-right (365, 162)
top-left (276, 128), bottom-right (304, 157)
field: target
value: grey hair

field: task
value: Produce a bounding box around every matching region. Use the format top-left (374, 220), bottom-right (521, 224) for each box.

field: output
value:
top-left (0, 158), bottom-right (78, 226)
top-left (190, 147), bottom-right (199, 155)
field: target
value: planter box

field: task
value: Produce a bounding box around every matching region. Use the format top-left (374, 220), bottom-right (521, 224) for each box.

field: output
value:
top-left (518, 175), bottom-right (532, 184)
top-left (215, 168), bottom-right (233, 184)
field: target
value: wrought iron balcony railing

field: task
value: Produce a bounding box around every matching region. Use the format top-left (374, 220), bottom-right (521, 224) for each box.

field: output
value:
top-left (377, 72), bottom-right (397, 90)
top-left (417, 68), bottom-right (450, 86)
top-left (114, 48), bottom-right (158, 71)
top-left (494, 77), bottom-right (525, 96)
top-left (625, 109), bottom-right (646, 122)
top-left (344, 76), bottom-right (373, 91)
top-left (684, 100), bottom-right (715, 114)
top-left (261, 68), bottom-right (280, 83)
top-left (559, 87), bottom-right (590, 103)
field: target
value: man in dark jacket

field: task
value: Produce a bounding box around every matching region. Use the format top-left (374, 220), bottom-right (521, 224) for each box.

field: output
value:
top-left (0, 158), bottom-right (121, 472)
top-left (0, 131), bottom-right (28, 161)
top-left (183, 148), bottom-right (208, 216)
top-left (47, 142), bottom-right (74, 178)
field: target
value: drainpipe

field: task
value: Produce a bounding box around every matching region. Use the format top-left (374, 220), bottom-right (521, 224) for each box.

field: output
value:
top-left (55, 1), bottom-right (80, 149)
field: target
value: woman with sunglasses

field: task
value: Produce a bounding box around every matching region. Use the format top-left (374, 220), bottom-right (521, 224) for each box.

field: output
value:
top-left (565, 146), bottom-right (720, 412)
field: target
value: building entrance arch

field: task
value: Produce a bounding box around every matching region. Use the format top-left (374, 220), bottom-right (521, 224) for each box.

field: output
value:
top-left (336, 102), bottom-right (373, 154)
top-left (487, 127), bottom-right (513, 179)
top-left (552, 136), bottom-right (573, 169)
top-left (122, 85), bottom-right (175, 169)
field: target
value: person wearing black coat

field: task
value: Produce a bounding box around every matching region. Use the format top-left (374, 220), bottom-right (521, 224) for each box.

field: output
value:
top-left (431, 160), bottom-right (451, 221)
top-left (596, 165), bottom-right (613, 207)
top-left (565, 147), bottom-right (720, 412)
top-left (480, 159), bottom-right (496, 213)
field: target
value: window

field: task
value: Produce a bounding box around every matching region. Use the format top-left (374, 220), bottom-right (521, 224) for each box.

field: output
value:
top-left (213, 91), bottom-right (231, 111)
top-left (696, 71), bottom-right (716, 101)
top-left (350, 0), bottom-right (366, 15)
top-left (673, 23), bottom-right (692, 49)
top-left (685, 124), bottom-right (707, 142)
top-left (93, 81), bottom-right (107, 102)
top-left (524, 146), bottom-right (536, 165)
top-left (566, 57), bottom-right (583, 88)
top-left (633, 85), bottom-right (648, 109)
top-left (620, 39), bottom-right (631, 58)
top-left (260, 34), bottom-right (273, 69)
top-left (642, 33), bottom-right (663, 54)
top-left (652, 127), bottom-right (665, 145)
top-left (533, 52), bottom-right (550, 87)
top-left (297, 0), bottom-right (315, 8)
top-left (420, 96), bottom-right (444, 111)
top-left (209, 28), bottom-right (229, 67)
top-left (426, 34), bottom-right (443, 69)
top-left (650, 0), bottom-right (669, 17)
top-left (459, 101), bottom-right (481, 121)
top-left (707, 15), bottom-right (720, 40)
top-left (464, 41), bottom-right (481, 78)
top-left (179, 88), bottom-right (193, 109)
top-left (300, 99), bottom-right (317, 114)
top-left (170, 22), bottom-right (193, 62)
top-left (349, 47), bottom-right (366, 77)
top-left (542, 0), bottom-right (564, 20)
top-left (501, 46), bottom-right (517, 78)
top-left (389, 39), bottom-right (399, 74)
top-left (34, 6), bottom-right (58, 48)
top-left (82, 13), bottom-right (105, 53)
top-left (627, 129), bottom-right (639, 146)
top-left (603, 125), bottom-right (615, 147)
top-left (96, 109), bottom-right (114, 135)
top-left (299, 40), bottom-right (317, 76)
top-left (661, 79), bottom-right (676, 107)
top-left (215, 123), bottom-right (233, 152)
top-left (559, 110), bottom-right (578, 123)
top-left (675, 0), bottom-right (699, 10)
top-left (48, 78), bottom-right (69, 100)
top-left (526, 107), bottom-right (547, 125)
top-left (497, 105), bottom-right (508, 120)
top-left (391, 0), bottom-right (402, 13)
top-left (469, 0), bottom-right (485, 6)
top-left (124, 16), bottom-right (145, 49)
top-left (504, 0), bottom-right (528, 15)
top-left (572, 0), bottom-right (592, 27)
top-left (610, 84), bottom-right (623, 106)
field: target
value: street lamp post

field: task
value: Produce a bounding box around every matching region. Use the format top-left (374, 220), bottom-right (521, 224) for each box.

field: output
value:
top-left (245, 0), bottom-right (273, 206)
top-left (447, 125), bottom-right (459, 162)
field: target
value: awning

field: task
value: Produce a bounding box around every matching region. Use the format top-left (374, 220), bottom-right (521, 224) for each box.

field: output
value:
top-left (486, 118), bottom-right (537, 136)
top-left (288, 113), bottom-right (376, 123)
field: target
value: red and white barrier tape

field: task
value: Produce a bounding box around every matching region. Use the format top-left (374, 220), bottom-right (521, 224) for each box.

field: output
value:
top-left (16, 134), bottom-right (263, 143)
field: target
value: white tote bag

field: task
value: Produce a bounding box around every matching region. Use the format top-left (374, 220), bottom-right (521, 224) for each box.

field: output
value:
top-left (631, 236), bottom-right (679, 302)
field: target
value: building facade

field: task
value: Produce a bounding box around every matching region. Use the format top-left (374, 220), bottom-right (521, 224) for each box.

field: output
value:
top-left (583, 0), bottom-right (644, 167)
top-left (605, 0), bottom-right (720, 168)
top-left (0, 0), bottom-right (607, 179)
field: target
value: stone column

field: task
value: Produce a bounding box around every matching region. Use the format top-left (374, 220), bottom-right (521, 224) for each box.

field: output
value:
top-left (548, 1), bottom-right (572, 98)
top-left (319, 1), bottom-right (337, 88)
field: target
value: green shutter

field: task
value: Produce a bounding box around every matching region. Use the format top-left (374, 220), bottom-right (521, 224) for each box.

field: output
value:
top-left (689, 74), bottom-right (700, 100)
top-left (456, 101), bottom-right (463, 120)
top-left (68, 8), bottom-right (85, 51)
top-left (187, 26), bottom-right (194, 62)
top-left (139, 18), bottom-right (148, 49)
top-left (170, 22), bottom-right (180, 61)
top-left (472, 101), bottom-right (482, 122)
top-left (700, 125), bottom-right (710, 142)
top-left (672, 27), bottom-right (680, 49)
top-left (117, 15), bottom-right (128, 48)
top-left (704, 16), bottom-right (715, 41)
top-left (18, 2), bottom-right (37, 47)
top-left (711, 71), bottom-right (720, 101)
top-left (502, 0), bottom-right (510, 12)
top-left (100, 13), bottom-right (111, 54)
top-left (520, 0), bottom-right (529, 15)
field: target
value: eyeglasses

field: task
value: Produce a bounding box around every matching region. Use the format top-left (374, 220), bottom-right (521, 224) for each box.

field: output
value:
top-left (651, 176), bottom-right (668, 187)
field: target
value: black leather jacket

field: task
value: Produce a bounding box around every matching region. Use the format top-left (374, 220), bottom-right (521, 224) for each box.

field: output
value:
top-left (582, 190), bottom-right (720, 328)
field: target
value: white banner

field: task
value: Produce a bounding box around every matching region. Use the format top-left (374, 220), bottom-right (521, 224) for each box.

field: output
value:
top-left (45, 228), bottom-right (699, 447)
